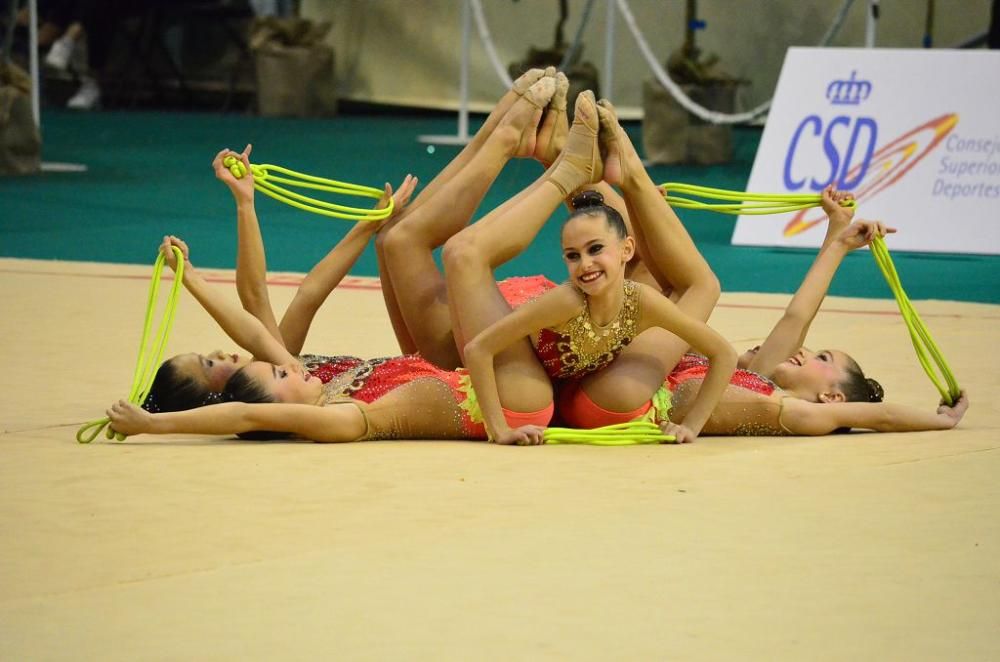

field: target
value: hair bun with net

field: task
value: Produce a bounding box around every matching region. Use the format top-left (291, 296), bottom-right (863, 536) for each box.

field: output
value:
top-left (866, 378), bottom-right (885, 403)
top-left (571, 189), bottom-right (605, 210)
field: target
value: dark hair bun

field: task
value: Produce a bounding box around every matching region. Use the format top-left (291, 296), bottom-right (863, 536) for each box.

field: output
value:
top-left (571, 190), bottom-right (605, 210)
top-left (866, 378), bottom-right (885, 403)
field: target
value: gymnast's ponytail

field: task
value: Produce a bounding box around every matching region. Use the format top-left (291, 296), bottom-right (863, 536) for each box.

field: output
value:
top-left (142, 358), bottom-right (212, 413)
top-left (840, 359), bottom-right (886, 403)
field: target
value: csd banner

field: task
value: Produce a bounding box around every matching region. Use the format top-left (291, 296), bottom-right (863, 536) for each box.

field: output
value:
top-left (732, 47), bottom-right (1000, 255)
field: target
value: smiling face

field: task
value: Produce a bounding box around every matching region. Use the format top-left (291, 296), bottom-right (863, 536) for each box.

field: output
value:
top-left (561, 212), bottom-right (635, 297)
top-left (770, 348), bottom-right (854, 402)
top-left (242, 360), bottom-right (323, 404)
top-left (171, 350), bottom-right (250, 391)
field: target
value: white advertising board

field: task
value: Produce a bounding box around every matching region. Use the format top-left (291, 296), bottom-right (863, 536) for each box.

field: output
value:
top-left (732, 48), bottom-right (1000, 254)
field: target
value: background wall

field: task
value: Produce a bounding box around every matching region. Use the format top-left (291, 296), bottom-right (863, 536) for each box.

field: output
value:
top-left (301, 0), bottom-right (992, 117)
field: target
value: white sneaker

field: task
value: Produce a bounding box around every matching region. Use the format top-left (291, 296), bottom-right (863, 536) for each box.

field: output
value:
top-left (67, 78), bottom-right (101, 110)
top-left (44, 35), bottom-right (76, 71)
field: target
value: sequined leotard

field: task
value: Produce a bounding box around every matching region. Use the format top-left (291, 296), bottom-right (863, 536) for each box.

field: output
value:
top-left (294, 276), bottom-right (560, 441)
top-left (300, 354), bottom-right (365, 384)
top-left (309, 355), bottom-right (488, 440)
top-left (556, 353), bottom-right (790, 436)
top-left (661, 354), bottom-right (791, 436)
top-left (497, 275), bottom-right (558, 309)
top-left (666, 353), bottom-right (776, 395)
top-left (535, 279), bottom-right (641, 380)
top-left (297, 275), bottom-right (558, 391)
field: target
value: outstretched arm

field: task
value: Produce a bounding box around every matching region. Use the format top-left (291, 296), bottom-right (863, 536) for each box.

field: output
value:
top-left (160, 236), bottom-right (297, 366)
top-left (279, 176), bottom-right (417, 355)
top-left (780, 391), bottom-right (969, 435)
top-left (212, 145), bottom-right (284, 345)
top-left (106, 399), bottom-right (368, 442)
top-left (748, 217), bottom-right (894, 377)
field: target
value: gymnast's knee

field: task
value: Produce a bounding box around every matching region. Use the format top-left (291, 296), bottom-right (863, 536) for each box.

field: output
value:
top-left (697, 273), bottom-right (722, 306)
top-left (442, 230), bottom-right (486, 273)
top-left (380, 222), bottom-right (422, 260)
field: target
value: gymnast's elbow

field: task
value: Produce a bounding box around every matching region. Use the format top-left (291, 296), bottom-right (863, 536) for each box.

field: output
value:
top-left (463, 337), bottom-right (487, 365)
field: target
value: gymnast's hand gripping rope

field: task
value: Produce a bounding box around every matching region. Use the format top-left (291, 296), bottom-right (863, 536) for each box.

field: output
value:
top-left (661, 183), bottom-right (960, 402)
top-left (544, 421), bottom-right (675, 445)
top-left (222, 155), bottom-right (393, 221)
top-left (76, 247), bottom-right (185, 443)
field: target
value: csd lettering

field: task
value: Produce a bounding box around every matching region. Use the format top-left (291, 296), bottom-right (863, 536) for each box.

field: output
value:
top-left (783, 115), bottom-right (879, 192)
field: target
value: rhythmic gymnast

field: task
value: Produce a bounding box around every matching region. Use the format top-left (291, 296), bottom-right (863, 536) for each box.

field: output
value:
top-left (439, 89), bottom-right (737, 445)
top-left (106, 71), bottom-right (968, 442)
top-left (144, 67), bottom-right (690, 420)
top-left (553, 100), bottom-right (970, 435)
top-left (137, 143), bottom-right (417, 413)
top-left (106, 76), bottom-right (740, 443)
top-left (141, 66), bottom-right (565, 413)
top-left (107, 71), bottom-right (588, 442)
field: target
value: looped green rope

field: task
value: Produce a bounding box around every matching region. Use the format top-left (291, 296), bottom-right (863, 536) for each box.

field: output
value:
top-left (660, 182), bottom-right (856, 215)
top-left (544, 421), bottom-right (675, 445)
top-left (869, 237), bottom-right (960, 405)
top-left (661, 182), bottom-right (960, 402)
top-left (76, 247), bottom-right (185, 443)
top-left (224, 156), bottom-right (392, 221)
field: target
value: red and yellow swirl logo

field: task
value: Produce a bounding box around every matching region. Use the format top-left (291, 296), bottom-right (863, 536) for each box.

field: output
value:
top-left (783, 113), bottom-right (958, 237)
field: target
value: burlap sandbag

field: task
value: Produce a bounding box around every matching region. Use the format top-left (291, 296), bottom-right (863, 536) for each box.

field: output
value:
top-left (642, 80), bottom-right (736, 166)
top-left (0, 61), bottom-right (41, 175)
top-left (254, 44), bottom-right (336, 117)
top-left (251, 17), bottom-right (336, 118)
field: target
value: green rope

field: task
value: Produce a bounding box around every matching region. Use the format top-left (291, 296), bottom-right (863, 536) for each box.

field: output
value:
top-left (76, 247), bottom-right (185, 443)
top-left (544, 421), bottom-right (675, 445)
top-left (661, 182), bottom-right (856, 215)
top-left (661, 182), bottom-right (960, 402)
top-left (224, 156), bottom-right (392, 221)
top-left (869, 237), bottom-right (960, 405)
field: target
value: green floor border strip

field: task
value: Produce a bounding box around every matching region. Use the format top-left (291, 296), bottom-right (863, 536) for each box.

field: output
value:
top-left (2, 110), bottom-right (998, 304)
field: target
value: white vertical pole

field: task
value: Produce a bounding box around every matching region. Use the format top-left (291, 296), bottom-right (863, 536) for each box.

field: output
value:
top-left (865, 0), bottom-right (879, 47)
top-left (457, 0), bottom-right (470, 140)
top-left (604, 0), bottom-right (616, 99)
top-left (418, 0), bottom-right (472, 145)
top-left (29, 0), bottom-right (89, 173)
top-left (28, 0), bottom-right (40, 127)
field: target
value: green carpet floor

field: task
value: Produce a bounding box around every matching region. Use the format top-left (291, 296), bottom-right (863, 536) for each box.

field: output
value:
top-left (2, 109), bottom-right (997, 304)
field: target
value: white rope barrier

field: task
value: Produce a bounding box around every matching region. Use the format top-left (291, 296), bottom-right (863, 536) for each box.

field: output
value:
top-left (820, 0), bottom-right (857, 48)
top-left (469, 0), bottom-right (513, 88)
top-left (467, 0), bottom-right (856, 126)
top-left (559, 0), bottom-right (599, 71)
top-left (614, 0), bottom-right (856, 125)
top-left (615, 0), bottom-right (769, 125)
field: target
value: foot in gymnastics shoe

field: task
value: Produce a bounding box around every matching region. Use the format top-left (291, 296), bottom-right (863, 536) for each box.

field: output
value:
top-left (548, 90), bottom-right (602, 197)
top-left (509, 76), bottom-right (557, 158)
top-left (534, 71), bottom-right (570, 166)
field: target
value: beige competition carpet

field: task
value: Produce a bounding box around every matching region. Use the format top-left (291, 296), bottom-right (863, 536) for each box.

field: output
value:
top-left (1, 257), bottom-right (998, 661)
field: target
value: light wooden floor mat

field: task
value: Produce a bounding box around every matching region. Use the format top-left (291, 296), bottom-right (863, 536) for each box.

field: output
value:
top-left (2, 258), bottom-right (997, 660)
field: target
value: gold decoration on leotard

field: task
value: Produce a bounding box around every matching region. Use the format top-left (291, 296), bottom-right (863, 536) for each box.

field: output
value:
top-left (547, 280), bottom-right (641, 379)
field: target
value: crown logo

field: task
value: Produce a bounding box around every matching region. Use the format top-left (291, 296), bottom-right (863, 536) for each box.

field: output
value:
top-left (826, 71), bottom-right (872, 105)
